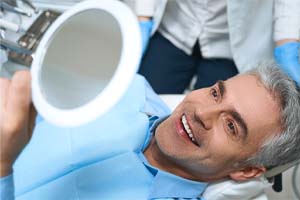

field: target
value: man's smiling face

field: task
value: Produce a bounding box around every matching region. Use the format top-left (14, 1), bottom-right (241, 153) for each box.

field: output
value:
top-left (146, 74), bottom-right (282, 182)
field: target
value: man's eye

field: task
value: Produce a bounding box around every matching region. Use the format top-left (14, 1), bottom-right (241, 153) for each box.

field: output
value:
top-left (211, 88), bottom-right (219, 101)
top-left (227, 121), bottom-right (237, 135)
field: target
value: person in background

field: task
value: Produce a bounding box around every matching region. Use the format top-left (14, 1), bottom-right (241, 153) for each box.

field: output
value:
top-left (134, 0), bottom-right (300, 94)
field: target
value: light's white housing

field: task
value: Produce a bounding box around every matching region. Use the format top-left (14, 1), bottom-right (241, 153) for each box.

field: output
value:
top-left (31, 0), bottom-right (142, 127)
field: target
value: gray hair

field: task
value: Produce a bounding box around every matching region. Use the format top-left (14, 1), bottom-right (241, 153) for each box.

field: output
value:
top-left (241, 62), bottom-right (300, 169)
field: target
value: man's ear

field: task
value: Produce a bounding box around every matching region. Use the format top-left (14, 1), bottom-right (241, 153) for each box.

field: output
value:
top-left (229, 166), bottom-right (266, 181)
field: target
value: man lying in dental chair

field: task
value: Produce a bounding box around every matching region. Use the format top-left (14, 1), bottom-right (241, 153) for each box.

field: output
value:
top-left (0, 62), bottom-right (300, 200)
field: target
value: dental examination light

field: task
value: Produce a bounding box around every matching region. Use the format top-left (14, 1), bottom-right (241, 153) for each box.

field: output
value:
top-left (31, 0), bottom-right (142, 127)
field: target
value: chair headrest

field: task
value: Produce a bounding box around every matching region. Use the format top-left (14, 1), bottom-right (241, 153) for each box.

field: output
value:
top-left (265, 159), bottom-right (300, 178)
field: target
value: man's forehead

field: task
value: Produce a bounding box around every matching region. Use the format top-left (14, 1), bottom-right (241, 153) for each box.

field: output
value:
top-left (224, 74), bottom-right (281, 136)
top-left (225, 74), bottom-right (268, 97)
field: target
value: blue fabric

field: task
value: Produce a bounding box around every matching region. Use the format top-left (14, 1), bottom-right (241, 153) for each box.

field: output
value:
top-left (0, 74), bottom-right (208, 200)
top-left (138, 32), bottom-right (238, 94)
top-left (0, 175), bottom-right (14, 200)
top-left (34, 114), bottom-right (44, 124)
top-left (274, 42), bottom-right (300, 86)
top-left (138, 153), bottom-right (207, 199)
top-left (139, 20), bottom-right (154, 54)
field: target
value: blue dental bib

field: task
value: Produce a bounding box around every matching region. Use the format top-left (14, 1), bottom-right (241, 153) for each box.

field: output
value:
top-left (13, 75), bottom-right (170, 200)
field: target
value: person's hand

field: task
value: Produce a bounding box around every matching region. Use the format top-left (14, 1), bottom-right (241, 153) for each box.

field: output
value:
top-left (0, 71), bottom-right (36, 177)
top-left (274, 40), bottom-right (300, 86)
top-left (138, 16), bottom-right (153, 54)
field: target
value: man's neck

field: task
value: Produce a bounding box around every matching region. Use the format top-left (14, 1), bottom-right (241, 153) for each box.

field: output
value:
top-left (144, 138), bottom-right (204, 181)
top-left (144, 137), bottom-right (231, 183)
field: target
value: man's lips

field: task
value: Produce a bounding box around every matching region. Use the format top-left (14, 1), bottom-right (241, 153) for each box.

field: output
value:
top-left (175, 115), bottom-right (199, 146)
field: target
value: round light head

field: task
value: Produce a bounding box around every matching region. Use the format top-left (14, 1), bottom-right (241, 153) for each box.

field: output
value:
top-left (31, 0), bottom-right (141, 127)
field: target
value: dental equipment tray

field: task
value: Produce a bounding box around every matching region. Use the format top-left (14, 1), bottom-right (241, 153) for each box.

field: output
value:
top-left (8, 10), bottom-right (60, 66)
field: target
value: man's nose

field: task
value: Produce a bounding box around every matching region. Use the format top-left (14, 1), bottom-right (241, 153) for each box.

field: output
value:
top-left (194, 106), bottom-right (221, 130)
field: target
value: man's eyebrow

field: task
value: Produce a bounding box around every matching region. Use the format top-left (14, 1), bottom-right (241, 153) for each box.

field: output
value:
top-left (217, 80), bottom-right (248, 139)
top-left (217, 80), bottom-right (226, 97)
top-left (230, 110), bottom-right (248, 139)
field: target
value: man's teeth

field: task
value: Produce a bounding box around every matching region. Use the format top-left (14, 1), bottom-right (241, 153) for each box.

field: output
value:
top-left (181, 115), bottom-right (195, 142)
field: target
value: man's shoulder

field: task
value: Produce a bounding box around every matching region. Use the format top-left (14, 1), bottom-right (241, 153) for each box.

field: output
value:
top-left (134, 74), bottom-right (171, 117)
